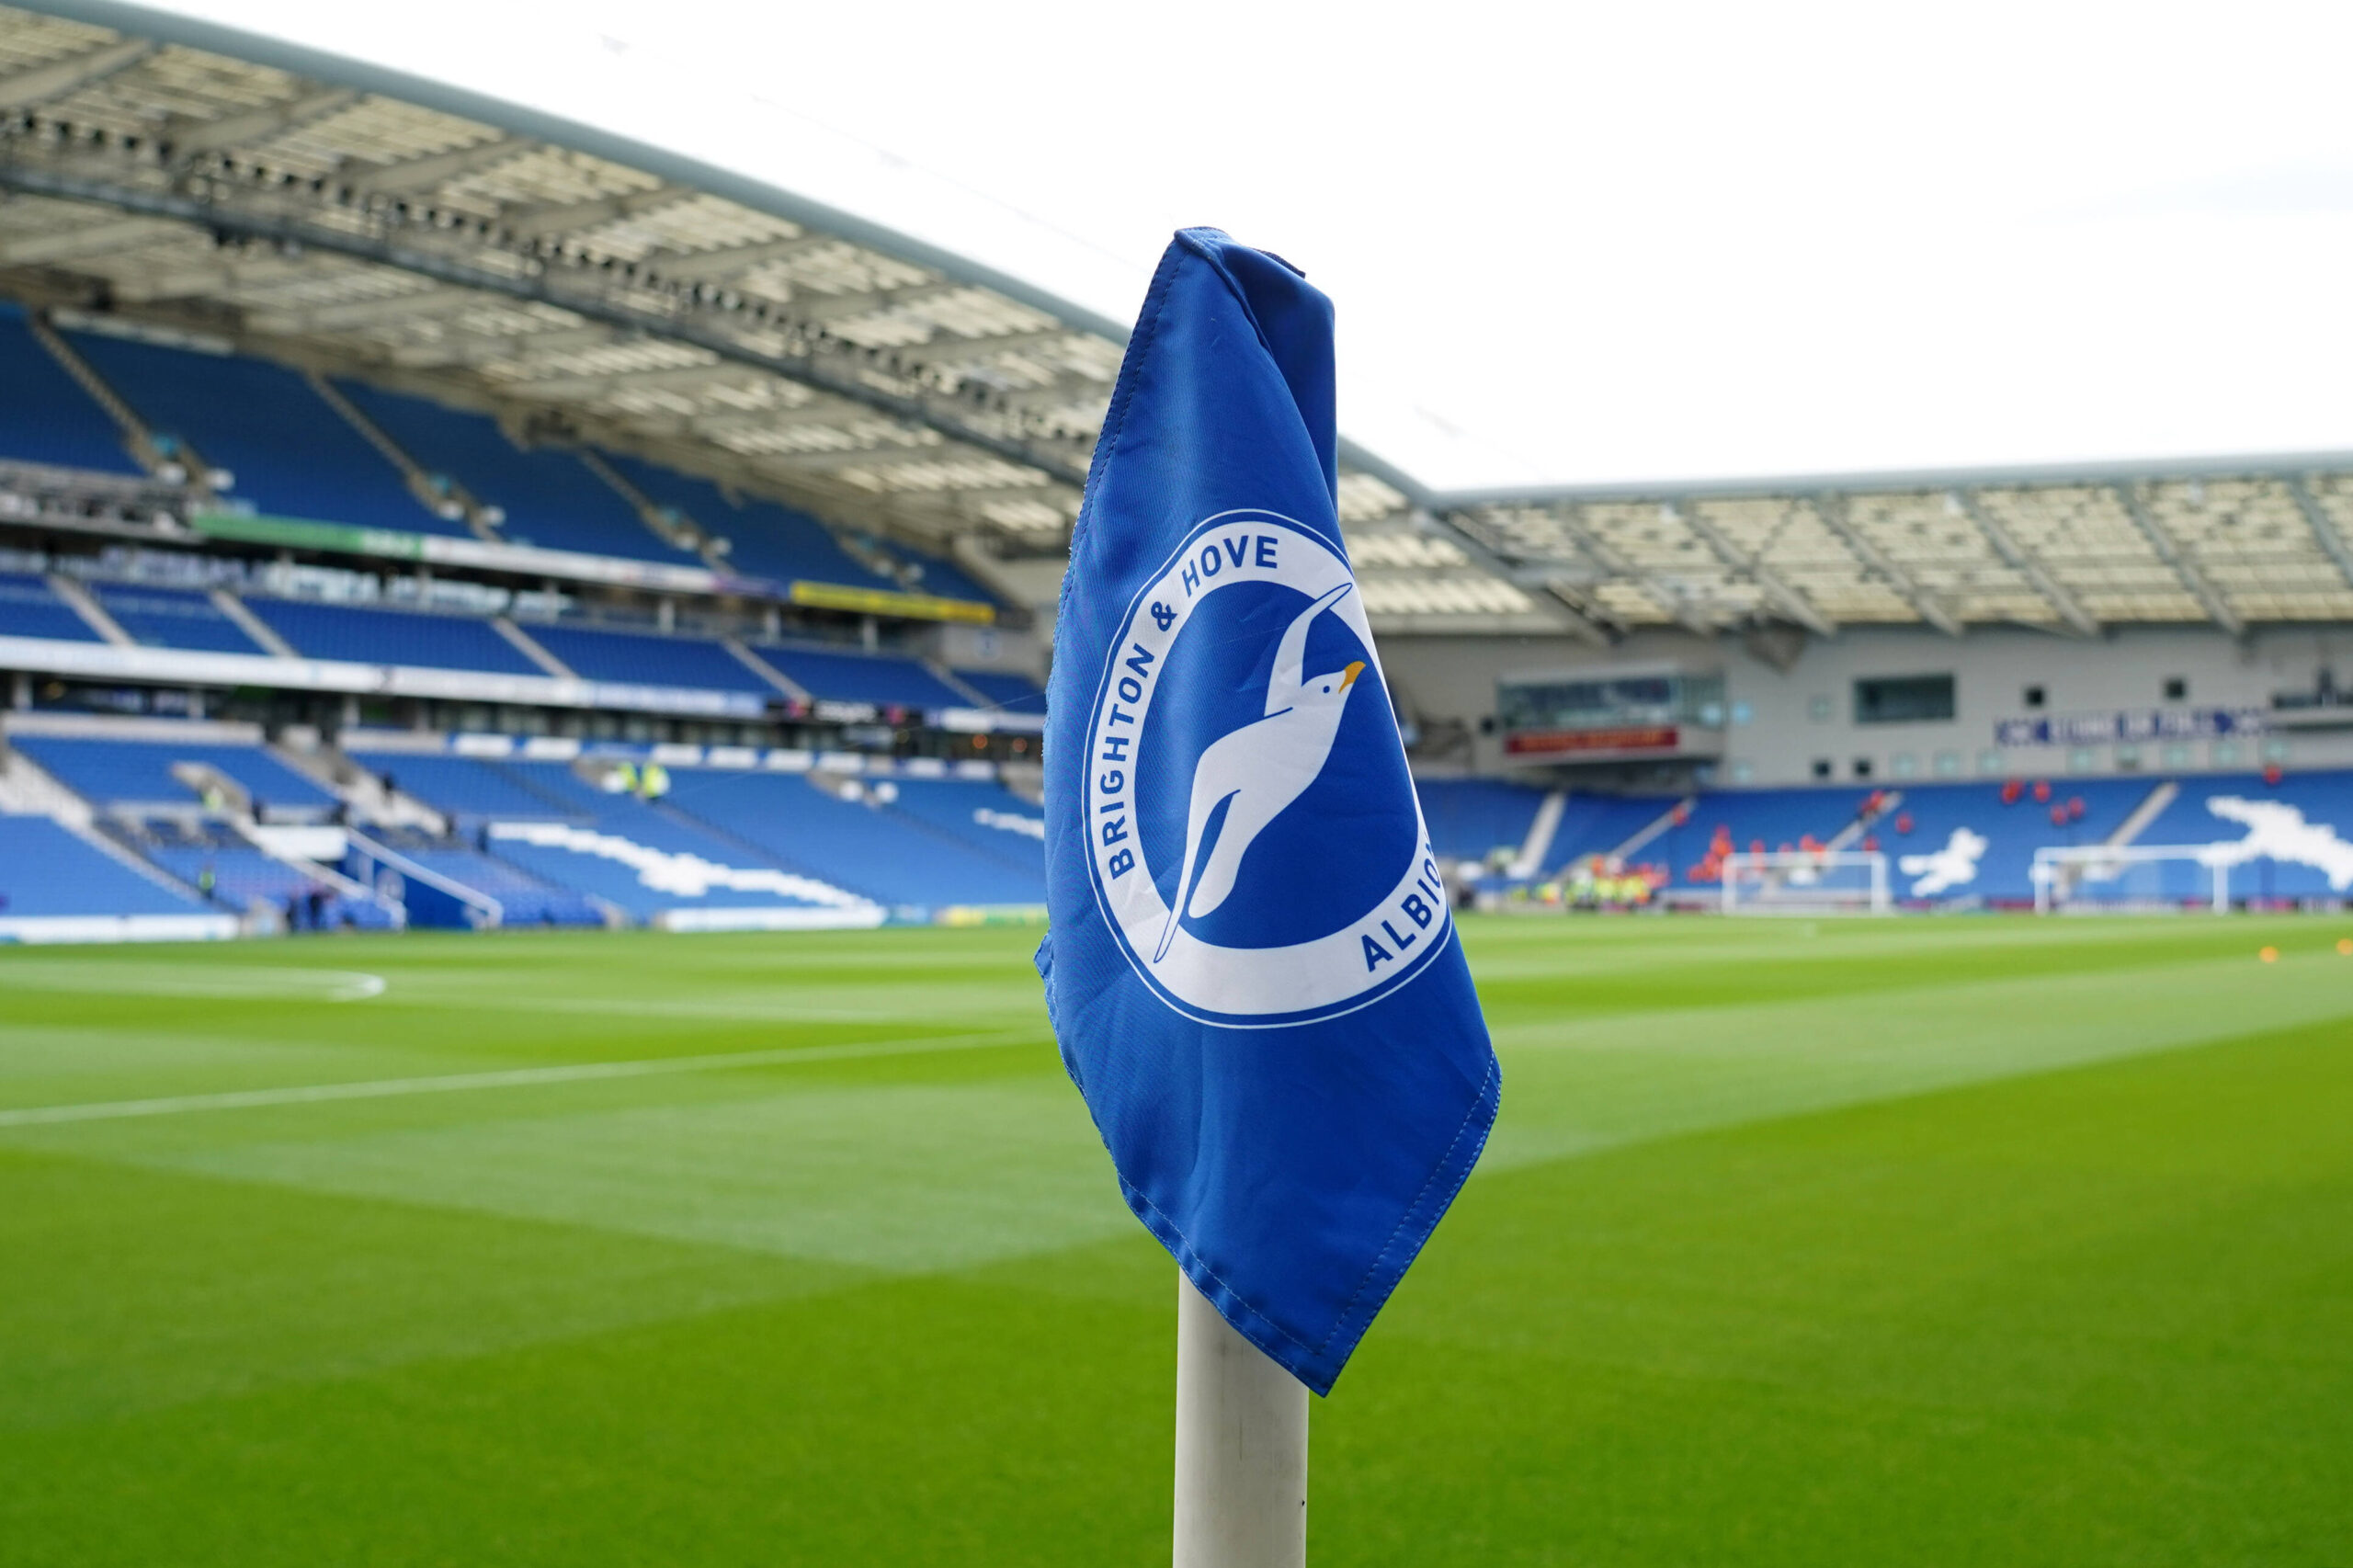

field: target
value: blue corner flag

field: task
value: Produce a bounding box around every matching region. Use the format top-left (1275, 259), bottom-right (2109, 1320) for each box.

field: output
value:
top-left (1034, 228), bottom-right (1500, 1395)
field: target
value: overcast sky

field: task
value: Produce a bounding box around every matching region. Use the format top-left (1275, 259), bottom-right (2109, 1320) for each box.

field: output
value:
top-left (146, 0), bottom-right (2353, 492)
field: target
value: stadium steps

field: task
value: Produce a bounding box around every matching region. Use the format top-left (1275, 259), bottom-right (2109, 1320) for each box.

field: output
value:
top-left (22, 312), bottom-right (183, 479)
top-left (492, 617), bottom-right (576, 678)
top-left (210, 589), bottom-right (298, 655)
top-left (1506, 790), bottom-right (1567, 877)
top-left (43, 574), bottom-right (133, 645)
top-left (1825, 790), bottom-right (1900, 852)
top-left (577, 448), bottom-right (727, 567)
top-left (722, 639), bottom-right (810, 700)
top-left (2108, 780), bottom-right (2181, 846)
top-left (1610, 796), bottom-right (1696, 859)
top-left (929, 663), bottom-right (993, 708)
top-left (305, 371), bottom-right (505, 543)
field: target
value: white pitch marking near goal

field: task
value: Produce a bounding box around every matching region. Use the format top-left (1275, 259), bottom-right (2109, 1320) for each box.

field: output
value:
top-left (1720, 851), bottom-right (1892, 915)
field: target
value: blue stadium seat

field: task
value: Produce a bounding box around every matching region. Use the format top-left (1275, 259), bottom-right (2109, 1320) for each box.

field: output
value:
top-left (63, 331), bottom-right (465, 536)
top-left (244, 597), bottom-right (544, 676)
top-left (396, 847), bottom-right (605, 926)
top-left (880, 778), bottom-right (1047, 879)
top-left (0, 303), bottom-right (141, 474)
top-left (12, 733), bottom-right (339, 812)
top-left (336, 385), bottom-right (700, 564)
top-left (1886, 778), bottom-right (2155, 903)
top-left (752, 643), bottom-right (967, 710)
top-left (359, 754), bottom-right (588, 823)
top-left (664, 770), bottom-right (1044, 907)
top-left (1546, 795), bottom-right (1677, 870)
top-left (529, 624), bottom-right (777, 693)
top-left (885, 542), bottom-right (998, 608)
top-left (0, 818), bottom-right (200, 916)
top-left (90, 583), bottom-right (262, 654)
top-left (949, 668), bottom-right (1046, 715)
top-left (1654, 788), bottom-right (1881, 885)
top-left (143, 843), bottom-right (393, 927)
top-left (1415, 778), bottom-right (1549, 863)
top-left (0, 573), bottom-right (102, 642)
top-left (602, 454), bottom-right (897, 589)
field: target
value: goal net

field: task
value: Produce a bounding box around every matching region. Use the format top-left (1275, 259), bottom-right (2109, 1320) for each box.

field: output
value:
top-left (1720, 851), bottom-right (1891, 915)
top-left (2031, 846), bottom-right (2230, 914)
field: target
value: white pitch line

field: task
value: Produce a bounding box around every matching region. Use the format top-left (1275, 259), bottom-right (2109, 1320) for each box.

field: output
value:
top-left (0, 1028), bottom-right (1044, 1129)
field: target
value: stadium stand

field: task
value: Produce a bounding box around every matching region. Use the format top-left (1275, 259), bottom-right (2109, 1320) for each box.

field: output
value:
top-left (392, 846), bottom-right (607, 927)
top-left (336, 383), bottom-right (699, 564)
top-left (1415, 778), bottom-right (1548, 863)
top-left (0, 816), bottom-right (204, 918)
top-left (603, 454), bottom-right (899, 590)
top-left (949, 668), bottom-right (1047, 716)
top-left (358, 754), bottom-right (584, 823)
top-left (88, 583), bottom-right (264, 654)
top-left (1547, 795), bottom-right (1680, 870)
top-left (142, 840), bottom-right (392, 928)
top-left (10, 733), bottom-right (340, 814)
top-left (0, 572), bottom-right (101, 642)
top-left (63, 331), bottom-right (466, 537)
top-left (242, 597), bottom-right (546, 676)
top-left (663, 770), bottom-right (1045, 908)
top-left (0, 303), bottom-right (141, 474)
top-left (1654, 788), bottom-right (1881, 886)
top-left (1881, 778), bottom-right (2154, 903)
top-left (753, 644), bottom-right (970, 710)
top-left (526, 624), bottom-right (778, 694)
top-left (885, 542), bottom-right (999, 608)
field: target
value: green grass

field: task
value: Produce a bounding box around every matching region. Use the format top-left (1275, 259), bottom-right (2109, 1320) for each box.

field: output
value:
top-left (2, 915), bottom-right (2349, 1564)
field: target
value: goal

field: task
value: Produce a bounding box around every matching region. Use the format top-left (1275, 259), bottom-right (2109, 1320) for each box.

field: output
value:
top-left (2031, 845), bottom-right (2230, 914)
top-left (1720, 851), bottom-right (1891, 915)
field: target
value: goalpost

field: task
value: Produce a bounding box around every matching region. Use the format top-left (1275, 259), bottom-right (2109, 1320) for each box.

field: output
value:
top-left (1720, 851), bottom-right (1891, 915)
top-left (2031, 845), bottom-right (2230, 914)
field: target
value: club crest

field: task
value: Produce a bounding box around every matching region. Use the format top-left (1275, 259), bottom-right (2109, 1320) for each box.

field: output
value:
top-left (1082, 510), bottom-right (1452, 1027)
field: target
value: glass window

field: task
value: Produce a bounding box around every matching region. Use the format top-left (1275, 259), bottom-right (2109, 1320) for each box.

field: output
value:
top-left (1890, 752), bottom-right (1919, 778)
top-left (2162, 742), bottom-right (2192, 768)
top-left (1853, 756), bottom-right (1875, 778)
top-left (1933, 750), bottom-right (1961, 778)
top-left (1811, 758), bottom-right (1833, 779)
top-left (2023, 685), bottom-right (2046, 709)
top-left (1731, 700), bottom-right (1755, 726)
top-left (2068, 746), bottom-right (2098, 772)
top-left (1808, 694), bottom-right (1832, 722)
top-left (1977, 749), bottom-right (2005, 774)
top-left (1729, 758), bottom-right (1756, 783)
top-left (1854, 675), bottom-right (1956, 725)
top-left (2163, 676), bottom-right (2188, 701)
top-left (2262, 737), bottom-right (2290, 762)
top-left (2115, 744), bottom-right (2141, 770)
top-left (2212, 740), bottom-right (2243, 767)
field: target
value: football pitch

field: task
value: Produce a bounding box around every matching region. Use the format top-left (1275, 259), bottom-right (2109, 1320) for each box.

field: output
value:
top-left (3, 915), bottom-right (2349, 1565)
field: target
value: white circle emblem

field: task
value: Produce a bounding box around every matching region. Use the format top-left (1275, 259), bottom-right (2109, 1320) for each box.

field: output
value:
top-left (1082, 510), bottom-right (1452, 1028)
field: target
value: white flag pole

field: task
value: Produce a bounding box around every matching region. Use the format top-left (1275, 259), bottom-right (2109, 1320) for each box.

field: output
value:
top-left (1174, 1269), bottom-right (1309, 1568)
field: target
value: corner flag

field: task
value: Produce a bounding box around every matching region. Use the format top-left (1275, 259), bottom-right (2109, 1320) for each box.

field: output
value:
top-left (1035, 228), bottom-right (1500, 1395)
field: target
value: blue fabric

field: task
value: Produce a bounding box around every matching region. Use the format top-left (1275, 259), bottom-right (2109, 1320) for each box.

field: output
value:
top-left (1035, 229), bottom-right (1497, 1394)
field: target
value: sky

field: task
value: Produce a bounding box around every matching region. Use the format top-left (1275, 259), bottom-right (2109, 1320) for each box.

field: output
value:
top-left (130, 0), bottom-right (2353, 493)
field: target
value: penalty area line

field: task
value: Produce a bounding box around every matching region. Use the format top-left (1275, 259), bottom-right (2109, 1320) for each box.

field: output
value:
top-left (0, 1028), bottom-right (1044, 1129)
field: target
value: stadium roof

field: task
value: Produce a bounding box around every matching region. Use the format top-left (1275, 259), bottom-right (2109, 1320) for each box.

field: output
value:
top-left (6, 0), bottom-right (2353, 641)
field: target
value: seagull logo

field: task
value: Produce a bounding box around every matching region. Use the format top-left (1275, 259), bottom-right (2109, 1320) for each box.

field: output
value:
top-left (1083, 510), bottom-right (1453, 1028)
top-left (1154, 583), bottom-right (1367, 962)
